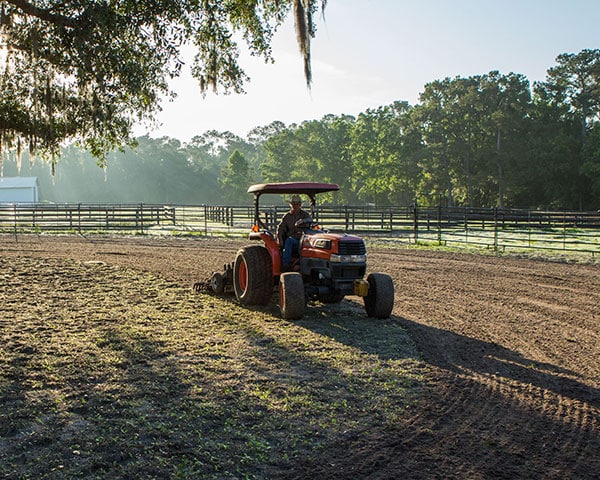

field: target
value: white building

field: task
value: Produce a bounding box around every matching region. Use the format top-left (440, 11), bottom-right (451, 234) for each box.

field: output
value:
top-left (0, 177), bottom-right (40, 203)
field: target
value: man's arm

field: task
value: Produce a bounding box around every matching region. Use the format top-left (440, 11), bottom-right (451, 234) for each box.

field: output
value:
top-left (277, 213), bottom-right (290, 245)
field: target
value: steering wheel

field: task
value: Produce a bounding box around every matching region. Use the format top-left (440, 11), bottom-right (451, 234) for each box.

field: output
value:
top-left (295, 217), bottom-right (318, 230)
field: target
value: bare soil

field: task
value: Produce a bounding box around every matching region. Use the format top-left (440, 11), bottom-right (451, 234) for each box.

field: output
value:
top-left (1, 233), bottom-right (598, 479)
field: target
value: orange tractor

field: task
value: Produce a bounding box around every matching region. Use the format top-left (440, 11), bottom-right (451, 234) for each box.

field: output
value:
top-left (205, 182), bottom-right (394, 320)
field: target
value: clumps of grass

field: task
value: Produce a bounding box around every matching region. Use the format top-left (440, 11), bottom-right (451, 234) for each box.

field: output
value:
top-left (0, 256), bottom-right (423, 479)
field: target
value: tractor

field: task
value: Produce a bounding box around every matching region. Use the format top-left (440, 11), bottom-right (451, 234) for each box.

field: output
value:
top-left (203, 182), bottom-right (394, 320)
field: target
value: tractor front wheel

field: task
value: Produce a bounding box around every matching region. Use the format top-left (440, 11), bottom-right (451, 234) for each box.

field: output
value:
top-left (233, 246), bottom-right (273, 305)
top-left (279, 272), bottom-right (305, 320)
top-left (364, 273), bottom-right (394, 318)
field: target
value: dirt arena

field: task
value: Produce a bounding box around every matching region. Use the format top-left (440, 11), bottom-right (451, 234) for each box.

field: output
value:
top-left (1, 234), bottom-right (598, 478)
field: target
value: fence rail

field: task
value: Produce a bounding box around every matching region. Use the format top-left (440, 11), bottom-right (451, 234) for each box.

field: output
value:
top-left (1, 202), bottom-right (599, 256)
top-left (414, 207), bottom-right (600, 255)
top-left (0, 203), bottom-right (174, 232)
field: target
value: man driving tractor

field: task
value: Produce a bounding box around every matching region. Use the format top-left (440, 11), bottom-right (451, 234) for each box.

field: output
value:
top-left (197, 181), bottom-right (394, 320)
top-left (276, 194), bottom-right (312, 271)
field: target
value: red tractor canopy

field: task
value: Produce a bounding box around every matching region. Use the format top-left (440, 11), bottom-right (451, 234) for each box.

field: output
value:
top-left (247, 182), bottom-right (339, 196)
top-left (248, 182), bottom-right (339, 227)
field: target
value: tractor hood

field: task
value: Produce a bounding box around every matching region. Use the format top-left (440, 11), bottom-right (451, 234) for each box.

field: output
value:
top-left (302, 231), bottom-right (367, 257)
top-left (304, 232), bottom-right (363, 243)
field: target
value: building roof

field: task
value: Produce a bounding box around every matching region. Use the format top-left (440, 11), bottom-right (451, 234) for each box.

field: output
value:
top-left (0, 177), bottom-right (39, 188)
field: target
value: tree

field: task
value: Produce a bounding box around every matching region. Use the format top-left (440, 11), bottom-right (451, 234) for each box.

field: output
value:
top-left (581, 124), bottom-right (600, 202)
top-left (183, 130), bottom-right (256, 203)
top-left (248, 121), bottom-right (288, 145)
top-left (0, 0), bottom-right (327, 163)
top-left (416, 77), bottom-right (476, 206)
top-left (413, 79), bottom-right (454, 206)
top-left (541, 49), bottom-right (600, 145)
top-left (259, 115), bottom-right (357, 203)
top-left (350, 102), bottom-right (420, 205)
top-left (261, 126), bottom-right (302, 182)
top-left (416, 73), bottom-right (532, 208)
top-left (475, 71), bottom-right (531, 208)
top-left (529, 49), bottom-right (600, 209)
top-left (307, 114), bottom-right (356, 203)
top-left (220, 149), bottom-right (251, 203)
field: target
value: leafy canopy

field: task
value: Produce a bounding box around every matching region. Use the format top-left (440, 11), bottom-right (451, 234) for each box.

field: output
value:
top-left (0, 0), bottom-right (326, 163)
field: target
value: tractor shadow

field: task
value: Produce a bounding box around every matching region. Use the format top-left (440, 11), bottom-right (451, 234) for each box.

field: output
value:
top-left (198, 290), bottom-right (599, 410)
top-left (395, 316), bottom-right (600, 409)
top-left (291, 306), bottom-right (600, 480)
top-left (295, 297), bottom-right (599, 409)
top-left (295, 299), bottom-right (419, 361)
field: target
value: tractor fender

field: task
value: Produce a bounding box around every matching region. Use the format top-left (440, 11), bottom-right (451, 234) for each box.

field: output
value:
top-left (249, 230), bottom-right (281, 275)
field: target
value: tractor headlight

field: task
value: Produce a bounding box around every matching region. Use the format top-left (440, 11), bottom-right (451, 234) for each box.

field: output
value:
top-left (330, 254), bottom-right (367, 263)
top-left (312, 238), bottom-right (331, 249)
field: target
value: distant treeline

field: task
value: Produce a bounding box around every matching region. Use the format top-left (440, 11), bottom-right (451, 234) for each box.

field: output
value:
top-left (2, 49), bottom-right (600, 210)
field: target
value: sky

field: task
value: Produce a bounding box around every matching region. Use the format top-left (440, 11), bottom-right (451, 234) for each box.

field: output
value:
top-left (137, 0), bottom-right (600, 142)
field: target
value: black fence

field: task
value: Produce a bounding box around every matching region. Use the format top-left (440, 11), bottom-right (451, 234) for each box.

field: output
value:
top-left (0, 203), bottom-right (175, 232)
top-left (413, 206), bottom-right (600, 255)
top-left (1, 203), bottom-right (599, 255)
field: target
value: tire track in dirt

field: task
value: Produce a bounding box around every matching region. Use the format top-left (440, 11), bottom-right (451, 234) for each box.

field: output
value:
top-left (373, 249), bottom-right (600, 479)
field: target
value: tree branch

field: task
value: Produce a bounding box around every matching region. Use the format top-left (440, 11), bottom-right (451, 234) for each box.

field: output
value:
top-left (4, 0), bottom-right (77, 28)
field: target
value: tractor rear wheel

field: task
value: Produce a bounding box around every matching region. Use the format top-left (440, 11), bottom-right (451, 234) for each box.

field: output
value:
top-left (364, 273), bottom-right (394, 318)
top-left (279, 272), bottom-right (305, 320)
top-left (233, 246), bottom-right (273, 305)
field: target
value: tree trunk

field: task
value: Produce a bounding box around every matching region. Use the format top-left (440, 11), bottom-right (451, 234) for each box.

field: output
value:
top-left (442, 151), bottom-right (453, 206)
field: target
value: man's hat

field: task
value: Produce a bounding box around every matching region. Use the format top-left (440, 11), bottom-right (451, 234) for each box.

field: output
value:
top-left (289, 194), bottom-right (302, 204)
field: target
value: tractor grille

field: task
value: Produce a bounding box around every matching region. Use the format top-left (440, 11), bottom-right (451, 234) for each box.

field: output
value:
top-left (332, 265), bottom-right (366, 279)
top-left (337, 239), bottom-right (366, 255)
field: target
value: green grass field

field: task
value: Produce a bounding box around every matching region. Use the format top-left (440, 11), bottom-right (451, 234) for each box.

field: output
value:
top-left (0, 256), bottom-right (422, 479)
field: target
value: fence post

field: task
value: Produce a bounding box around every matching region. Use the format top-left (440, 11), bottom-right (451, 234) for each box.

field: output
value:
top-left (437, 204), bottom-right (442, 245)
top-left (464, 210), bottom-right (469, 245)
top-left (528, 210), bottom-right (532, 247)
top-left (139, 203), bottom-right (144, 234)
top-left (13, 204), bottom-right (17, 238)
top-left (344, 205), bottom-right (349, 232)
top-left (563, 212), bottom-right (567, 250)
top-left (204, 204), bottom-right (208, 235)
top-left (413, 202), bottom-right (418, 244)
top-left (493, 207), bottom-right (498, 252)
